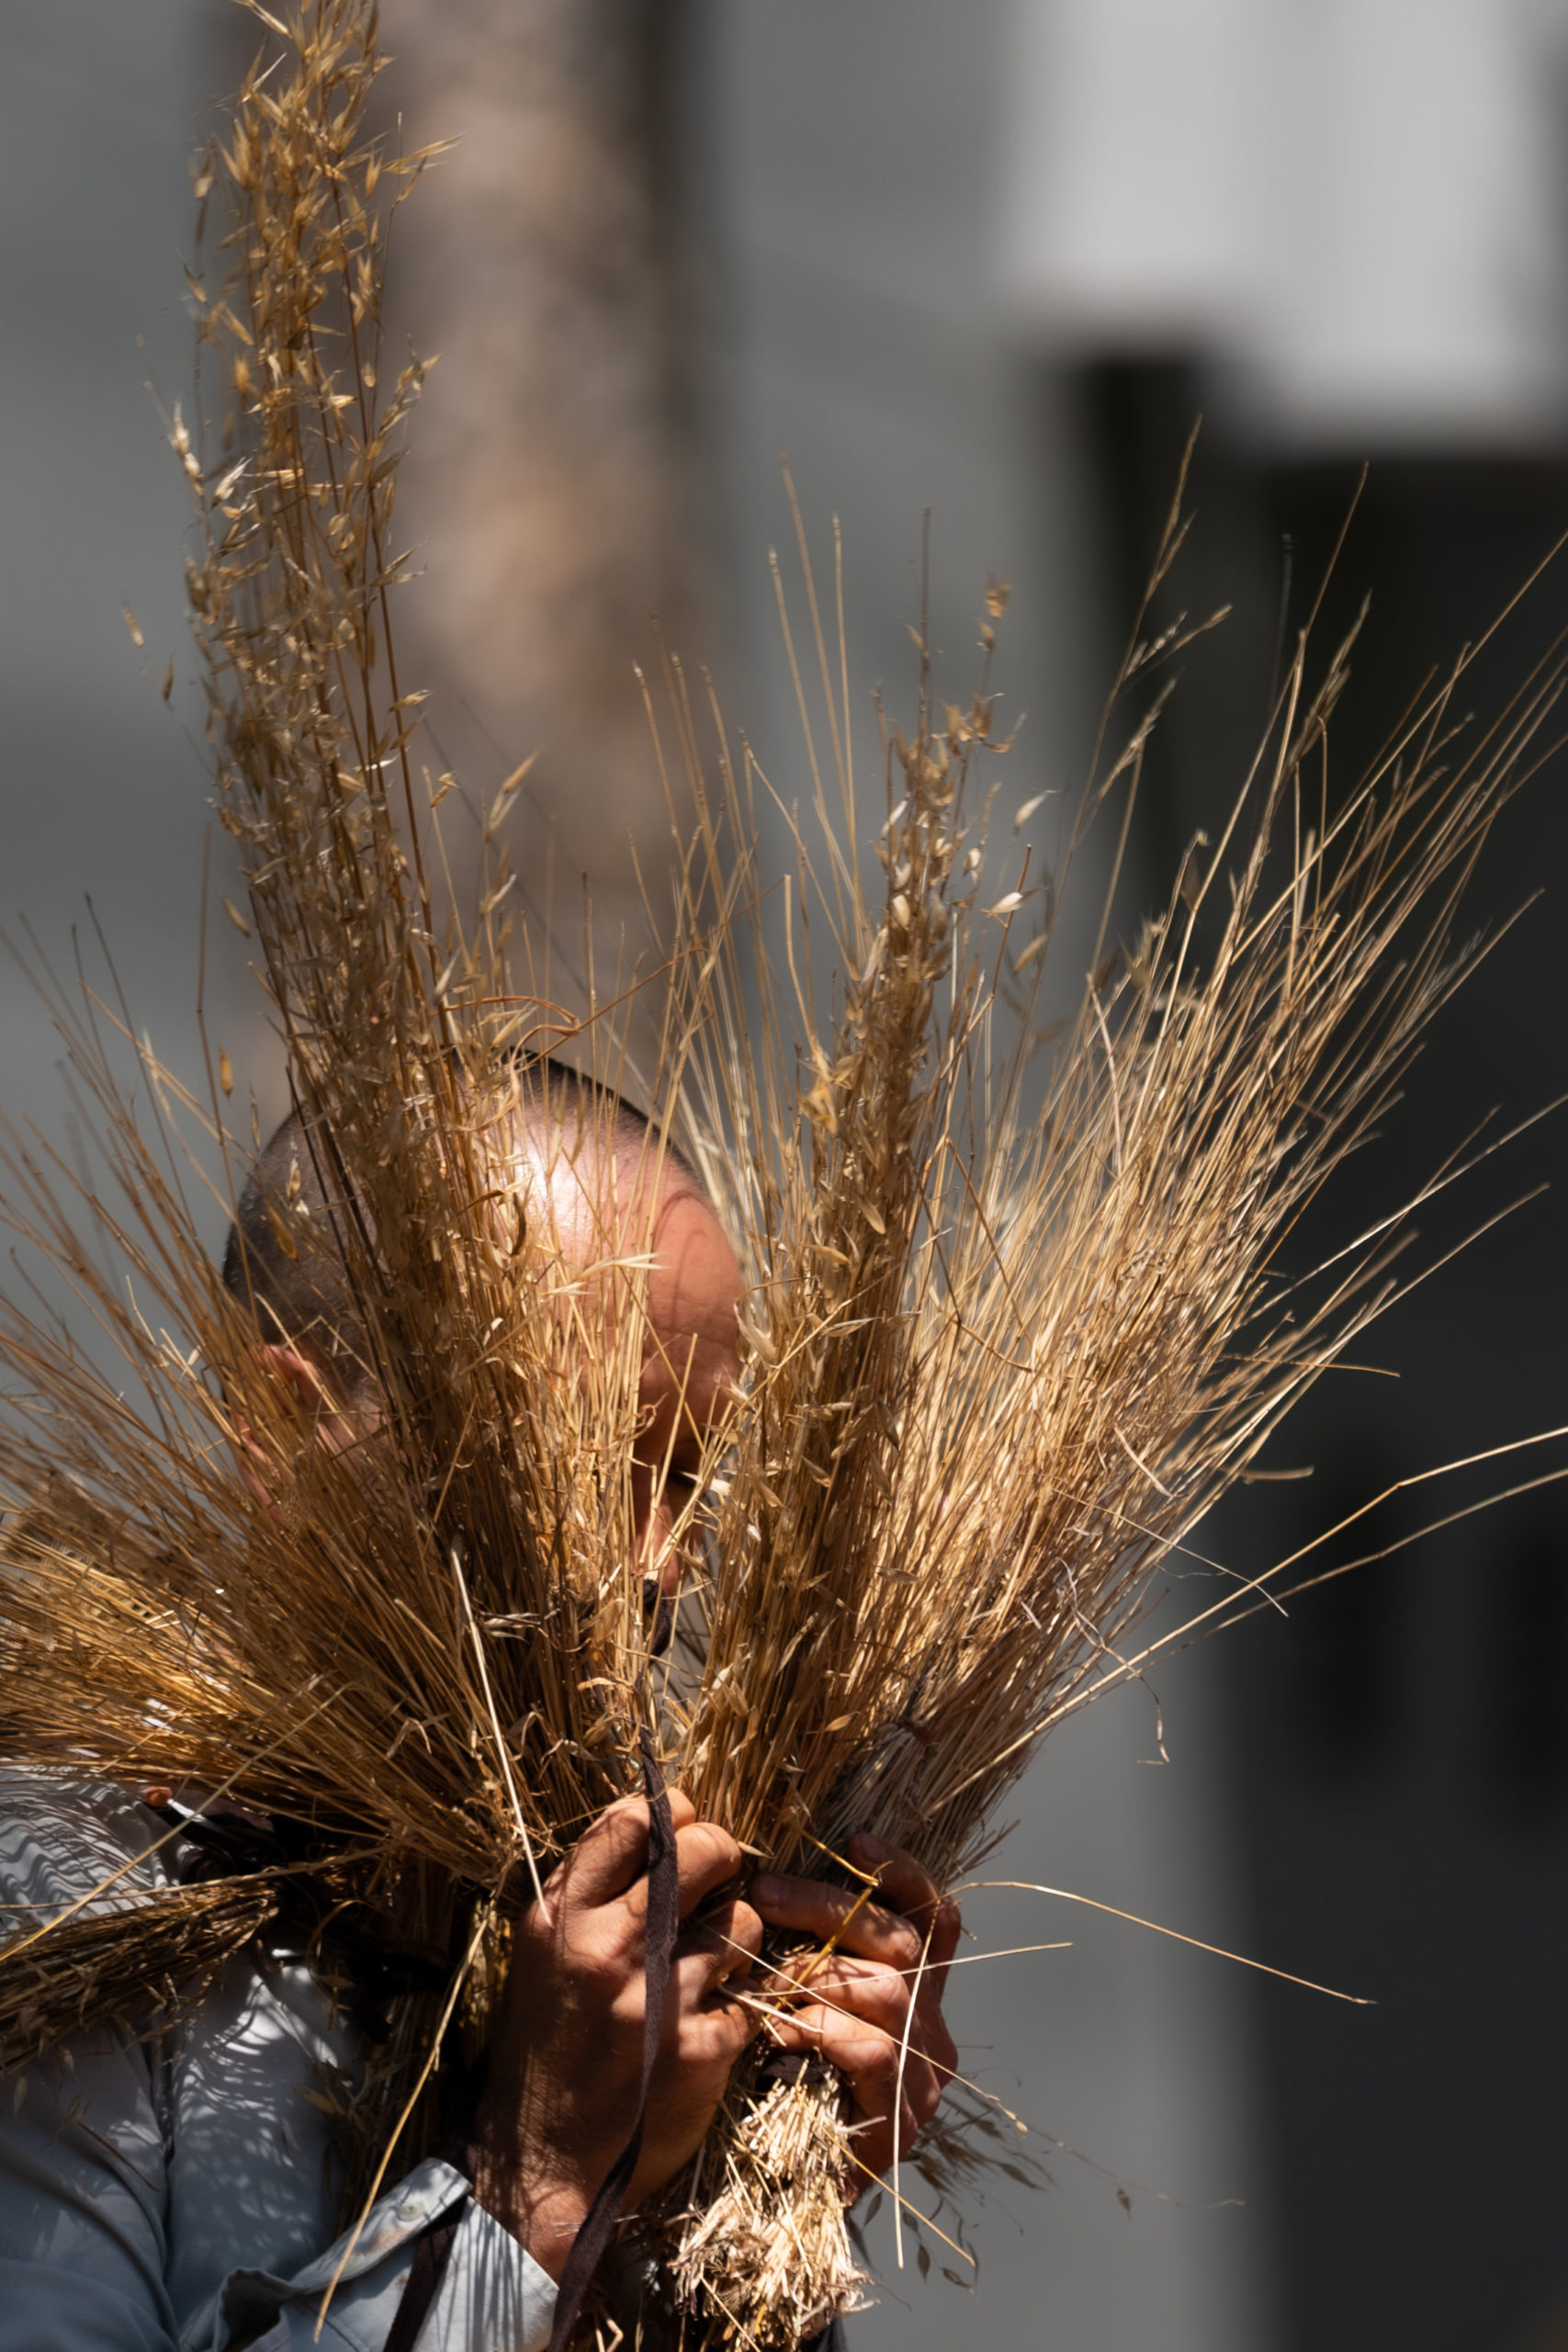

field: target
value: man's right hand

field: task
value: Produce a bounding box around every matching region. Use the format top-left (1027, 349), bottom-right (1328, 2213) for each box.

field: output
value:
top-left (469, 1792), bottom-right (762, 2281)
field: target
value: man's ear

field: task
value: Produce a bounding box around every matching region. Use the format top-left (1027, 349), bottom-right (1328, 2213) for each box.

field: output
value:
top-left (258, 1340), bottom-right (369, 1458)
top-left (256, 1340), bottom-right (336, 1408)
top-left (231, 1342), bottom-right (351, 1504)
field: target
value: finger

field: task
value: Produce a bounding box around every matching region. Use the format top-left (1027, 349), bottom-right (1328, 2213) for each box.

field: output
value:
top-left (865, 2072), bottom-right (934, 2172)
top-left (925, 1896), bottom-right (962, 1985)
top-left (848, 1841), bottom-right (961, 1996)
top-left (774, 2005), bottom-right (913, 2128)
top-left (853, 2052), bottom-right (934, 2158)
top-left (708, 1895), bottom-right (764, 1974)
top-left (671, 1996), bottom-right (755, 2075)
top-left (670, 1940), bottom-right (751, 2019)
top-left (919, 2005), bottom-right (959, 2089)
top-left (846, 2052), bottom-right (931, 2156)
top-left (900, 2053), bottom-right (944, 2135)
top-left (675, 1822), bottom-right (744, 1920)
top-left (889, 1894), bottom-right (961, 2004)
top-left (555, 1790), bottom-right (697, 1909)
top-left (846, 1836), bottom-right (942, 1931)
top-left (617, 1818), bottom-right (743, 1928)
top-left (783, 1958), bottom-right (908, 2042)
top-left (767, 1986), bottom-right (943, 2155)
top-left (675, 1899), bottom-right (762, 1998)
top-left (773, 1962), bottom-right (953, 2107)
top-left (750, 1875), bottom-right (922, 1972)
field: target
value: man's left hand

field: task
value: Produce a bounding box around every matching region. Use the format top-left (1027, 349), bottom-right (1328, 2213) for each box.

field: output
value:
top-left (749, 1836), bottom-right (960, 2199)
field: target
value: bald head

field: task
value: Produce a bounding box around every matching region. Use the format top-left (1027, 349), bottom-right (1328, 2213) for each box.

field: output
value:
top-left (221, 1061), bottom-right (742, 1583)
top-left (220, 1058), bottom-right (700, 1399)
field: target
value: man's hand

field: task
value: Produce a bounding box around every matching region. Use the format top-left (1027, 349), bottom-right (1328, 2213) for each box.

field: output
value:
top-left (470, 1807), bottom-right (960, 2279)
top-left (470, 1792), bottom-right (761, 2280)
top-left (750, 1834), bottom-right (961, 2198)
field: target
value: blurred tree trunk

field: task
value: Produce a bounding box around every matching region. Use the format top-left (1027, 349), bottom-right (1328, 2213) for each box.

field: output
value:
top-left (384, 0), bottom-right (704, 1070)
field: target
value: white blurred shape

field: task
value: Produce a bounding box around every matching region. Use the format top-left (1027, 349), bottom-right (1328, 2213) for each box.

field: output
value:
top-left (998, 0), bottom-right (1271, 345)
top-left (999, 0), bottom-right (1568, 448)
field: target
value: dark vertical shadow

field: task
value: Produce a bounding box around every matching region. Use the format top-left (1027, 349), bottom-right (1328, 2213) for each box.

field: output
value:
top-left (1067, 360), bottom-right (1568, 2352)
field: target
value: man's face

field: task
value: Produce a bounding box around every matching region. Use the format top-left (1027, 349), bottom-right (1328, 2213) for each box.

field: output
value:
top-left (634, 1181), bottom-right (744, 1590)
top-left (252, 1135), bottom-right (743, 1597)
top-left (542, 1154), bottom-right (743, 1594)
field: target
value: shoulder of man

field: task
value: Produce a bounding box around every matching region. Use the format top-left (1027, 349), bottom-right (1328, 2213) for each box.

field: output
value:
top-left (0, 1770), bottom-right (177, 1918)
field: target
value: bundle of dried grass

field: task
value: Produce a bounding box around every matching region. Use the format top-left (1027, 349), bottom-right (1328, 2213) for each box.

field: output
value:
top-left (0, 0), bottom-right (685, 2199)
top-left (638, 494), bottom-right (1568, 2334)
top-left (1, 4), bottom-right (1563, 2346)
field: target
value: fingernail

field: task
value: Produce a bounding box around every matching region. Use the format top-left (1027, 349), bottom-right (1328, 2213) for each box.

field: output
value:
top-left (855, 1834), bottom-right (888, 1863)
top-left (751, 1873), bottom-right (786, 1903)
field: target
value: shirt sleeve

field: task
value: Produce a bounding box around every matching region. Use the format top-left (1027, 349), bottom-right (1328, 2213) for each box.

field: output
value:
top-left (209, 2160), bottom-right (558, 2352)
top-left (0, 1782), bottom-right (184, 2352)
top-left (0, 2024), bottom-right (181, 2352)
top-left (0, 1782), bottom-right (557, 2352)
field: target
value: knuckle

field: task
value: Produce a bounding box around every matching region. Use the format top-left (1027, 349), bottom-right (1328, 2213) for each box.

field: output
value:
top-left (600, 1964), bottom-right (643, 2017)
top-left (582, 1937), bottom-right (638, 1995)
top-left (599, 1793), bottom-right (652, 1834)
top-left (863, 2064), bottom-right (898, 2109)
top-left (610, 1991), bottom-right (649, 2043)
top-left (709, 2010), bottom-right (753, 2065)
top-left (694, 1822), bottom-right (741, 1873)
top-left (846, 2030), bottom-right (897, 2087)
top-left (886, 1920), bottom-right (923, 1969)
top-left (517, 1905), bottom-right (556, 1957)
top-left (858, 1902), bottom-right (919, 1966)
top-left (852, 1965), bottom-right (908, 2026)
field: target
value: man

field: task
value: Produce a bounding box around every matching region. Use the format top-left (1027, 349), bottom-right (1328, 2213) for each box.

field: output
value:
top-left (0, 1068), bottom-right (959, 2349)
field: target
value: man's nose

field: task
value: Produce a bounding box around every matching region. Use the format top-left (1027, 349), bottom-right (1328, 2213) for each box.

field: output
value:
top-left (637, 1490), bottom-right (683, 1596)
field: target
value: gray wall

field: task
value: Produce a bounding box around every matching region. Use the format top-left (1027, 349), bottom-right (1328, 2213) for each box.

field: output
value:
top-left (0, 0), bottom-right (278, 1237)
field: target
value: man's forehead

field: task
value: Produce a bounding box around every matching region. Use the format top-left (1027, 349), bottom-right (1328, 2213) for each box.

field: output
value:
top-left (510, 1132), bottom-right (694, 1238)
top-left (491, 1114), bottom-right (722, 1267)
top-left (485, 1091), bottom-right (649, 1202)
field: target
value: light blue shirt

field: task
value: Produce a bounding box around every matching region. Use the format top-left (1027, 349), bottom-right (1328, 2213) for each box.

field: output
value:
top-left (0, 1777), bottom-right (558, 2351)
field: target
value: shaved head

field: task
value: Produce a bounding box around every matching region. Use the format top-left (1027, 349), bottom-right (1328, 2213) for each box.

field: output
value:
top-left (221, 1059), bottom-right (741, 1584)
top-left (220, 1058), bottom-right (699, 1397)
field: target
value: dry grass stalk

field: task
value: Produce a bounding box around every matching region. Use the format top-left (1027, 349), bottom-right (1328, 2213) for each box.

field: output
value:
top-left (0, 0), bottom-right (686, 2196)
top-left (670, 2072), bottom-right (866, 2337)
top-left (0, 6), bottom-right (1562, 2346)
top-left (641, 509), bottom-right (1567, 2334)
top-left (0, 1875), bottom-right (277, 2057)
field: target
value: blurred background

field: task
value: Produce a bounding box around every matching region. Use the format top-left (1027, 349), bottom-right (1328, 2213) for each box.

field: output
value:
top-left (4, 0), bottom-right (1568, 2344)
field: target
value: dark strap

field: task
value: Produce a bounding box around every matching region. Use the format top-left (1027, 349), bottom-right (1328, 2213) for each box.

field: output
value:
top-left (382, 2203), bottom-right (466, 2352)
top-left (546, 1723), bottom-right (680, 2352)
